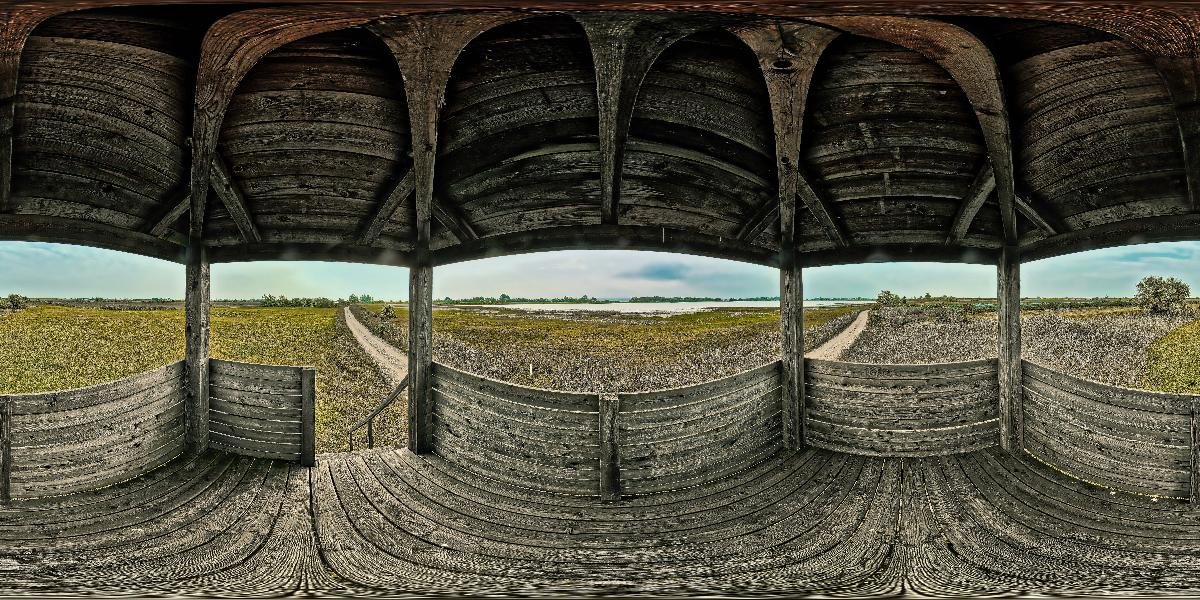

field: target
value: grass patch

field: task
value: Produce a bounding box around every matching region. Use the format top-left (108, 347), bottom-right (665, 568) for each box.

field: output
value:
top-left (0, 305), bottom-right (185, 394)
top-left (1145, 319), bottom-right (1200, 394)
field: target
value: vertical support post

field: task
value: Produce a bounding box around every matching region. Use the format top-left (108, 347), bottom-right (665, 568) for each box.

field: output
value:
top-left (301, 367), bottom-right (316, 467)
top-left (1191, 399), bottom-right (1199, 504)
top-left (367, 420), bottom-right (375, 450)
top-left (1, 398), bottom-right (11, 504)
top-left (408, 259), bottom-right (433, 454)
top-left (997, 244), bottom-right (1022, 453)
top-left (599, 393), bottom-right (621, 502)
top-left (184, 244), bottom-right (210, 454)
top-left (780, 196), bottom-right (805, 450)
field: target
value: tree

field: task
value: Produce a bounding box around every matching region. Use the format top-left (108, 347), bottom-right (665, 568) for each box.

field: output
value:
top-left (349, 294), bottom-right (360, 304)
top-left (876, 290), bottom-right (906, 307)
top-left (3, 294), bottom-right (28, 309)
top-left (498, 293), bottom-right (511, 303)
top-left (1135, 276), bottom-right (1190, 314)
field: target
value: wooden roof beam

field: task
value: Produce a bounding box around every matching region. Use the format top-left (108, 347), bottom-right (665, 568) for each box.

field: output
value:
top-left (432, 198), bottom-right (478, 242)
top-left (1015, 193), bottom-right (1061, 236)
top-left (734, 21), bottom-right (844, 248)
top-left (0, 6), bottom-right (75, 214)
top-left (143, 187), bottom-right (191, 238)
top-left (1153, 55), bottom-right (1200, 212)
top-left (575, 14), bottom-right (701, 226)
top-left (368, 13), bottom-right (521, 254)
top-left (189, 6), bottom-right (437, 246)
top-left (946, 163), bottom-right (996, 244)
top-left (209, 153), bottom-right (260, 243)
top-left (812, 16), bottom-right (1019, 244)
top-left (359, 169), bottom-right (414, 246)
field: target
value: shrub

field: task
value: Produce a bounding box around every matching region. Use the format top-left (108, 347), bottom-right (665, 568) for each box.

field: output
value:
top-left (3, 294), bottom-right (29, 309)
top-left (381, 305), bottom-right (397, 320)
top-left (1135, 276), bottom-right (1190, 314)
top-left (876, 290), bottom-right (906, 307)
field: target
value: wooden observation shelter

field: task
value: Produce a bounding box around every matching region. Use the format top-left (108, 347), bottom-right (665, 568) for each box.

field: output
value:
top-left (1, 0), bottom-right (1200, 595)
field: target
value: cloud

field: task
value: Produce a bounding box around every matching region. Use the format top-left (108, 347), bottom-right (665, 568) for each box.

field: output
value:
top-left (619, 262), bottom-right (692, 281)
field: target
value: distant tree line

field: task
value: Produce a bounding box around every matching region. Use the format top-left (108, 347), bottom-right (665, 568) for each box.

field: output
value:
top-left (259, 293), bottom-right (375, 308)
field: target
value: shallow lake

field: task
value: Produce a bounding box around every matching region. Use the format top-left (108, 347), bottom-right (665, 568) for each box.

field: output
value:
top-left (479, 300), bottom-right (871, 313)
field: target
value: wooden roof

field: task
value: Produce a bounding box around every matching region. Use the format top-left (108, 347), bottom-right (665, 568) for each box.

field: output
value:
top-left (3, 1), bottom-right (1200, 267)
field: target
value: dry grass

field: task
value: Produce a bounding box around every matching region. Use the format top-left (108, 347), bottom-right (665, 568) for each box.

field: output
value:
top-left (353, 304), bottom-right (863, 392)
top-left (843, 305), bottom-right (1199, 390)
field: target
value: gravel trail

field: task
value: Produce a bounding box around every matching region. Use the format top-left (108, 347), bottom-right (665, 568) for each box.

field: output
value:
top-left (808, 310), bottom-right (870, 360)
top-left (344, 306), bottom-right (407, 386)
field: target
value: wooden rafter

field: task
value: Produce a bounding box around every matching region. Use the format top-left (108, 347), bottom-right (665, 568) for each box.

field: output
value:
top-left (432, 199), bottom-right (479, 242)
top-left (575, 13), bottom-right (700, 226)
top-left (812, 16), bottom-right (1019, 243)
top-left (946, 163), bottom-right (996, 244)
top-left (0, 5), bottom-right (75, 214)
top-left (188, 5), bottom-right (432, 243)
top-left (143, 187), bottom-right (191, 238)
top-left (208, 153), bottom-right (261, 243)
top-left (368, 13), bottom-right (519, 251)
top-left (1015, 194), bottom-right (1061, 236)
top-left (734, 22), bottom-right (844, 248)
top-left (359, 169), bottom-right (414, 245)
top-left (1153, 55), bottom-right (1200, 212)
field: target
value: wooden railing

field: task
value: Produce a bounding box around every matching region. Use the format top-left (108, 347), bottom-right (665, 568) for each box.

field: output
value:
top-left (348, 374), bottom-right (409, 451)
top-left (0, 361), bottom-right (187, 501)
top-left (1022, 360), bottom-right (1199, 500)
top-left (208, 359), bottom-right (316, 466)
top-left (425, 361), bottom-right (782, 501)
top-left (803, 358), bottom-right (1000, 457)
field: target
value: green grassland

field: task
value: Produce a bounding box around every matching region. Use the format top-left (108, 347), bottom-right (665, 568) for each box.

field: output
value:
top-left (0, 305), bottom-right (391, 453)
top-left (1145, 319), bottom-right (1200, 394)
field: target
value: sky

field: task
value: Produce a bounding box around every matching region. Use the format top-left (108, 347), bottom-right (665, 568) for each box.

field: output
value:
top-left (1, 240), bottom-right (1198, 300)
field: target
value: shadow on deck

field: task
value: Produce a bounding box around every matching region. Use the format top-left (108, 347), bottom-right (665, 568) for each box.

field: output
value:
top-left (2, 446), bottom-right (1199, 597)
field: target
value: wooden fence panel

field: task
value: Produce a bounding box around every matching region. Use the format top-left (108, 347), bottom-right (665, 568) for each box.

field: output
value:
top-left (208, 358), bottom-right (312, 462)
top-left (430, 362), bottom-right (601, 497)
top-left (1022, 360), bottom-right (1194, 498)
top-left (804, 358), bottom-right (999, 457)
top-left (1, 361), bottom-right (186, 498)
top-left (617, 362), bottom-right (783, 496)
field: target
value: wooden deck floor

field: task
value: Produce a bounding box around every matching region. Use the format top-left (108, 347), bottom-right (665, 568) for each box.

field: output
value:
top-left (2, 447), bottom-right (1199, 597)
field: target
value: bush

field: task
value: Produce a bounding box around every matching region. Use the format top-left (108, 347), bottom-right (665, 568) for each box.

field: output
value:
top-left (1135, 276), bottom-right (1190, 314)
top-left (876, 290), bottom-right (906, 307)
top-left (381, 305), bottom-right (397, 320)
top-left (3, 294), bottom-right (29, 309)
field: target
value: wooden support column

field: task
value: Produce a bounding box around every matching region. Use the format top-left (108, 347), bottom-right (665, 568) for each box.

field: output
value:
top-left (1, 398), bottom-right (10, 504)
top-left (408, 255), bottom-right (433, 454)
top-left (301, 367), bottom-right (316, 467)
top-left (1191, 399), bottom-right (1199, 504)
top-left (735, 22), bottom-right (839, 449)
top-left (184, 243), bottom-right (210, 454)
top-left (997, 244), bottom-right (1022, 453)
top-left (599, 393), bottom-right (621, 501)
top-left (369, 14), bottom-right (518, 453)
top-left (781, 232), bottom-right (805, 449)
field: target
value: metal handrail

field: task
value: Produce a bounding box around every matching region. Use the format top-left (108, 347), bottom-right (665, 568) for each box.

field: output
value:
top-left (348, 374), bottom-right (409, 450)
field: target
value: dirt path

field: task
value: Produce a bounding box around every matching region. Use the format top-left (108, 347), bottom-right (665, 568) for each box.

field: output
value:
top-left (808, 310), bottom-right (870, 360)
top-left (343, 306), bottom-right (407, 386)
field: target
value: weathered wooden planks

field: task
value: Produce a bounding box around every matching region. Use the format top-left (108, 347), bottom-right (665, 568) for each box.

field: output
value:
top-left (804, 358), bottom-right (1001, 457)
top-left (207, 358), bottom-right (314, 464)
top-left (617, 362), bottom-right (783, 495)
top-left (1022, 360), bottom-right (1196, 499)
top-left (1, 361), bottom-right (187, 499)
top-left (997, 244), bottom-right (1022, 452)
top-left (429, 362), bottom-right (601, 496)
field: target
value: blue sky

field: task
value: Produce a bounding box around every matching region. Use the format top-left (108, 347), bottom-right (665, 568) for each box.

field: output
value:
top-left (1, 240), bottom-right (1198, 300)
